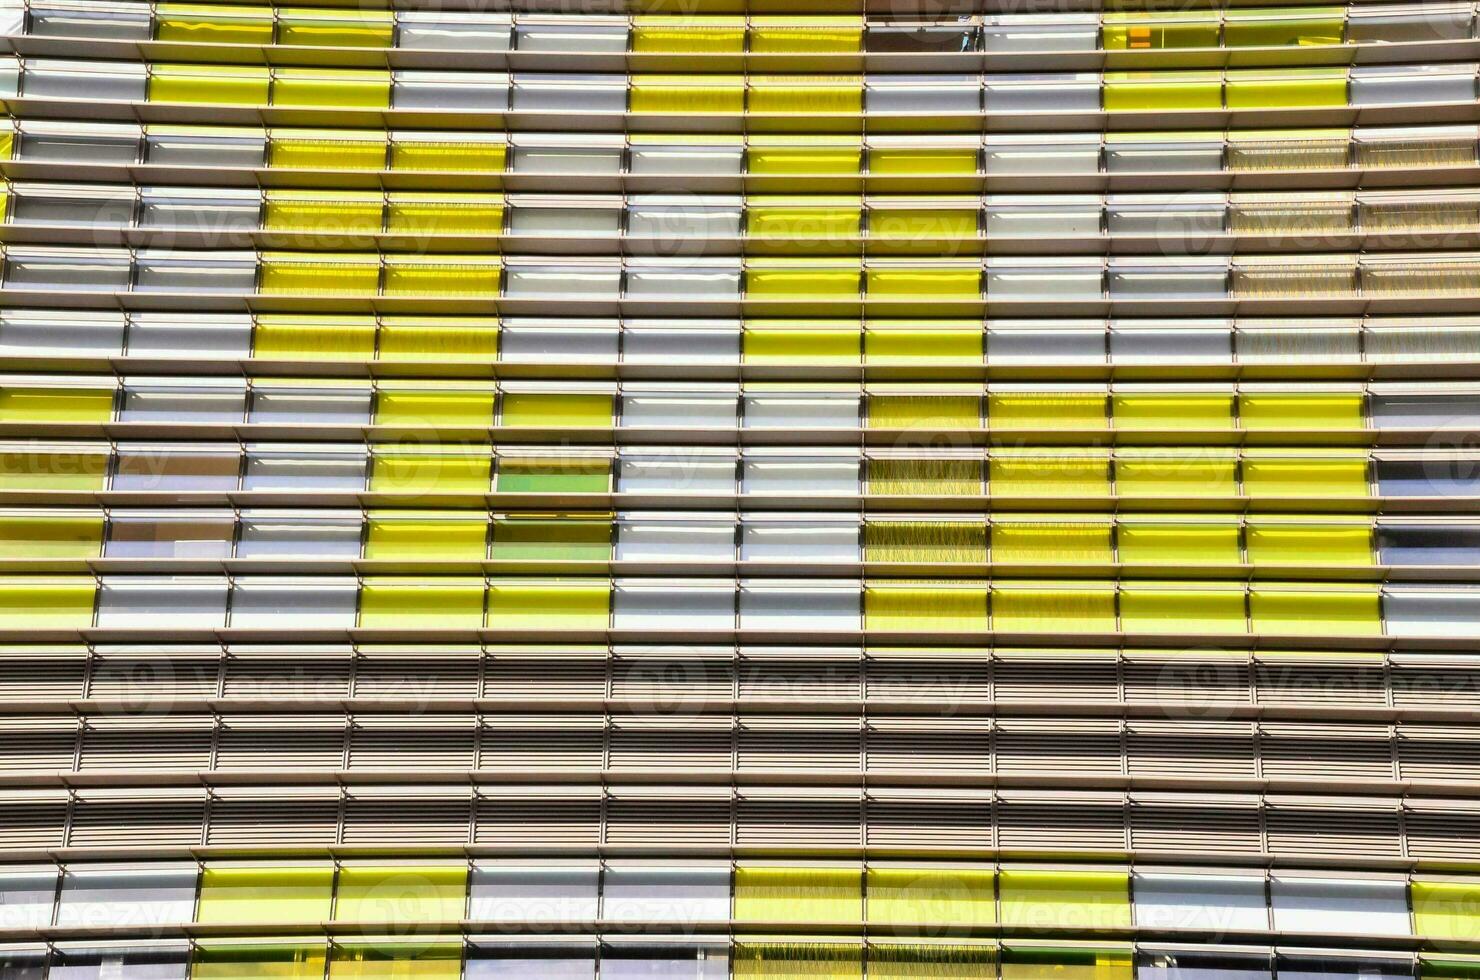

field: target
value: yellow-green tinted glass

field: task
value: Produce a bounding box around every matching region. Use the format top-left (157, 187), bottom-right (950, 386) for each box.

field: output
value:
top-left (365, 515), bottom-right (488, 560)
top-left (196, 866), bottom-right (335, 924)
top-left (735, 866), bottom-right (862, 923)
top-left (485, 579), bottom-right (610, 628)
top-left (998, 870), bottom-right (1132, 929)
top-left (0, 515), bottom-right (103, 558)
top-left (192, 944), bottom-right (329, 980)
top-left (332, 865), bottom-right (468, 922)
top-left (359, 579), bottom-right (486, 628)
top-left (0, 387), bottom-right (112, 423)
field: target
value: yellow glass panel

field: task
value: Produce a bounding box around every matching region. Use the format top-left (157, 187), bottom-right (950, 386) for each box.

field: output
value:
top-left (376, 389), bottom-right (495, 427)
top-left (866, 869), bottom-right (995, 927)
top-left (1242, 456), bottom-right (1370, 497)
top-left (869, 147), bottom-right (978, 175)
top-left (631, 76), bottom-right (744, 113)
top-left (1116, 457), bottom-right (1238, 497)
top-left (1104, 72), bottom-right (1223, 112)
top-left (391, 140), bottom-right (505, 173)
top-left (274, 69), bottom-right (391, 109)
top-left (193, 944), bottom-right (328, 980)
top-left (750, 17), bottom-right (863, 53)
top-left (868, 395), bottom-right (980, 429)
top-left (990, 392), bottom-right (1106, 430)
top-left (1249, 586), bottom-right (1382, 635)
top-left (869, 945), bottom-right (995, 980)
top-left (749, 146), bottom-right (862, 176)
top-left (1247, 522), bottom-right (1374, 565)
top-left (1002, 948), bottom-right (1132, 980)
top-left (329, 943), bottom-right (461, 980)
top-left (1224, 8), bottom-right (1344, 47)
top-left (501, 393), bottom-right (612, 428)
top-left (0, 130), bottom-right (14, 163)
top-left (150, 65), bottom-right (269, 104)
top-left (495, 458), bottom-right (609, 494)
top-left (156, 4), bottom-right (273, 44)
top-left (631, 16), bottom-right (745, 53)
top-left (870, 209), bottom-right (977, 239)
top-left (1102, 13), bottom-right (1219, 50)
top-left (369, 453), bottom-right (491, 494)
top-left (747, 205), bottom-right (860, 239)
top-left (991, 584), bottom-right (1117, 632)
top-left (869, 458), bottom-right (980, 496)
top-left (254, 316), bottom-right (376, 360)
top-left (278, 10), bottom-right (394, 48)
top-left (864, 521), bottom-right (987, 563)
top-left (378, 318), bottom-right (498, 362)
top-left (1120, 586), bottom-right (1247, 634)
top-left (0, 577), bottom-right (94, 627)
top-left (196, 866), bottom-right (335, 924)
top-left (366, 515), bottom-right (487, 560)
top-left (1117, 524), bottom-right (1241, 564)
top-left (0, 387), bottom-right (112, 423)
top-left (1413, 880), bottom-right (1480, 943)
top-left (333, 865), bottom-right (468, 922)
top-left (1240, 392), bottom-right (1365, 429)
top-left (1113, 393), bottom-right (1234, 430)
top-left (991, 523), bottom-right (1113, 563)
top-left (383, 258), bottom-right (501, 297)
top-left (489, 516), bottom-right (610, 561)
top-left (270, 133), bottom-right (387, 170)
top-left (998, 870), bottom-right (1132, 930)
top-left (264, 191), bottom-right (383, 233)
top-left (0, 452), bottom-right (107, 491)
top-left (990, 457), bottom-right (1110, 496)
top-left (485, 579), bottom-right (610, 628)
top-left (260, 254), bottom-right (379, 295)
top-left (359, 578), bottom-right (485, 627)
top-left (750, 77), bottom-right (862, 114)
top-left (867, 268), bottom-right (980, 299)
top-left (734, 943), bottom-right (862, 980)
top-left (744, 323), bottom-right (859, 362)
top-left (1225, 69), bottom-right (1347, 109)
top-left (0, 515), bottom-right (103, 558)
top-left (746, 265), bottom-right (861, 298)
top-left (735, 867), bottom-right (862, 923)
top-left (386, 196), bottom-right (504, 235)
top-left (868, 582), bottom-right (989, 634)
top-left (865, 323), bottom-right (980, 361)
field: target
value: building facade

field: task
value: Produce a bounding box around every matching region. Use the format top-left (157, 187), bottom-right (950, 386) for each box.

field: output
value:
top-left (2, 1), bottom-right (1480, 978)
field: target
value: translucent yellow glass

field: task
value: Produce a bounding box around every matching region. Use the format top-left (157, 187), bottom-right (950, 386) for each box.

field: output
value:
top-left (631, 16), bottom-right (745, 53)
top-left (1249, 586), bottom-right (1382, 635)
top-left (1246, 522), bottom-right (1375, 565)
top-left (864, 522), bottom-right (987, 563)
top-left (630, 76), bottom-right (744, 113)
top-left (383, 258), bottom-right (501, 297)
top-left (869, 147), bottom-right (978, 175)
top-left (1102, 13), bottom-right (1219, 50)
top-left (0, 577), bottom-right (95, 627)
top-left (1242, 456), bottom-right (1370, 496)
top-left (370, 453), bottom-right (491, 494)
top-left (1240, 392), bottom-right (1365, 429)
top-left (1104, 72), bottom-right (1223, 112)
top-left (485, 580), bottom-right (610, 628)
top-left (254, 316), bottom-right (375, 360)
top-left (0, 387), bottom-right (112, 423)
top-left (270, 133), bottom-right (387, 170)
top-left (193, 944), bottom-right (328, 980)
top-left (869, 458), bottom-right (980, 496)
top-left (378, 319), bottom-right (498, 361)
top-left (990, 457), bottom-right (1110, 496)
top-left (495, 458), bottom-right (609, 494)
top-left (391, 140), bottom-right (506, 173)
top-left (386, 196), bottom-right (504, 235)
top-left (0, 452), bottom-right (107, 491)
top-left (264, 192), bottom-right (382, 233)
top-left (868, 395), bottom-right (979, 429)
top-left (747, 206), bottom-right (860, 239)
top-left (500, 393), bottom-right (612, 427)
top-left (150, 65), bottom-right (269, 104)
top-left (991, 523), bottom-right (1112, 563)
top-left (998, 870), bottom-right (1132, 930)
top-left (734, 944), bottom-right (862, 980)
top-left (1120, 586), bottom-right (1247, 634)
top-left (260, 255), bottom-right (379, 295)
top-left (744, 323), bottom-right (859, 362)
top-left (1224, 8), bottom-right (1344, 47)
top-left (869, 945), bottom-right (995, 980)
top-left (1113, 393), bottom-right (1234, 430)
top-left (735, 867), bottom-right (862, 923)
top-left (156, 4), bottom-right (273, 44)
top-left (1413, 880), bottom-right (1480, 943)
top-left (277, 10), bottom-right (394, 47)
top-left (0, 515), bottom-right (103, 558)
top-left (365, 515), bottom-right (487, 560)
top-left (1001, 948), bottom-right (1132, 980)
top-left (359, 579), bottom-right (485, 627)
top-left (489, 516), bottom-right (611, 561)
top-left (1115, 457), bottom-right (1238, 497)
top-left (990, 393), bottom-right (1106, 429)
top-left (750, 77), bottom-right (863, 114)
top-left (376, 389), bottom-right (496, 427)
top-left (866, 869), bottom-right (995, 927)
top-left (329, 944), bottom-right (461, 980)
top-left (0, 130), bottom-right (14, 162)
top-left (992, 584), bottom-right (1117, 633)
top-left (750, 17), bottom-right (863, 53)
top-left (746, 265), bottom-right (861, 298)
top-left (749, 147), bottom-right (862, 176)
top-left (197, 866), bottom-right (335, 924)
top-left (274, 69), bottom-right (391, 109)
top-left (867, 268), bottom-right (980, 299)
top-left (1117, 524), bottom-right (1241, 564)
top-left (333, 865), bottom-right (468, 922)
top-left (1225, 69), bottom-right (1347, 109)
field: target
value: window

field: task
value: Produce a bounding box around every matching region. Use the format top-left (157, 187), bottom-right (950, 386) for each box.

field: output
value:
top-left (1132, 872), bottom-right (1268, 931)
top-left (468, 864), bottom-right (597, 922)
top-left (55, 864), bottom-right (197, 928)
top-left (0, 866), bottom-right (58, 929)
top-left (230, 579), bottom-right (359, 628)
top-left (398, 12), bottom-right (512, 50)
top-left (196, 865), bottom-right (335, 924)
top-left (49, 944), bottom-right (189, 980)
top-left (601, 865), bottom-right (730, 922)
top-left (237, 515), bottom-right (362, 557)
